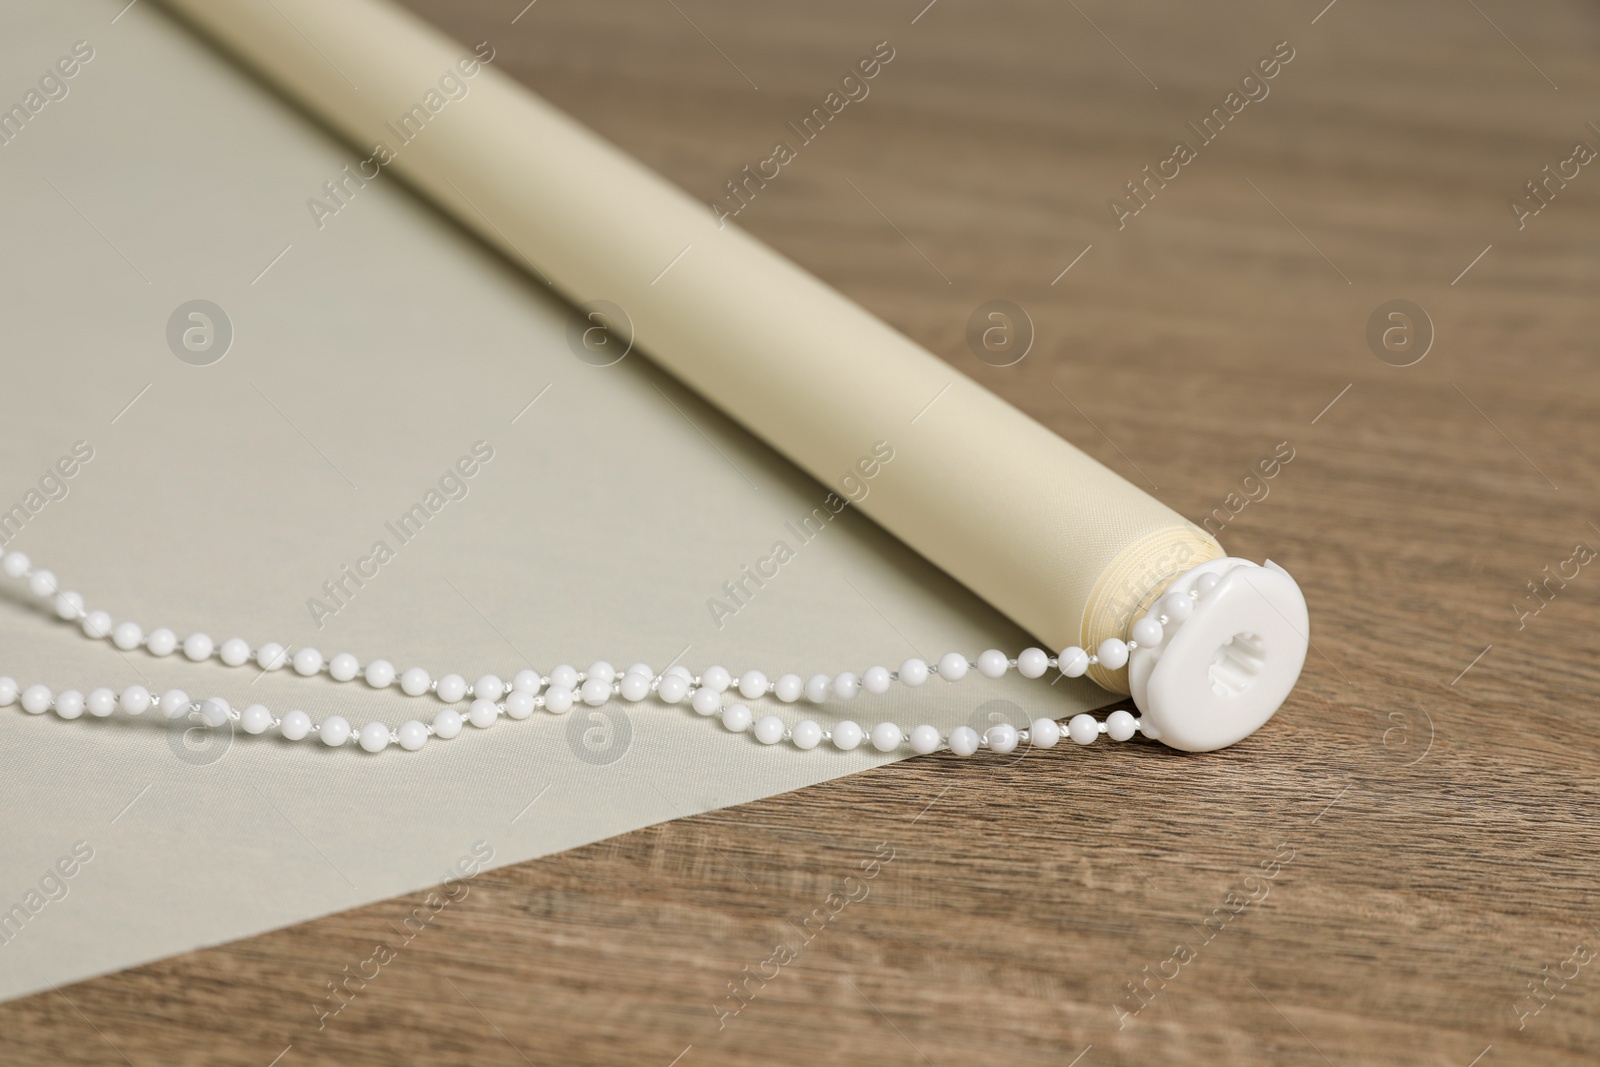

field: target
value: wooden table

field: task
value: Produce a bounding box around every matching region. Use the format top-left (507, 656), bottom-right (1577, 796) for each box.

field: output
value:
top-left (7, 1), bottom-right (1598, 1063)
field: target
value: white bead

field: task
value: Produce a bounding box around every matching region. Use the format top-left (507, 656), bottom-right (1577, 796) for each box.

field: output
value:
top-left (1057, 646), bottom-right (1089, 677)
top-left (791, 719), bottom-right (823, 749)
top-left (80, 610), bottom-right (112, 639)
top-left (0, 677), bottom-right (17, 706)
top-left (1131, 618), bottom-right (1164, 648)
top-left (803, 674), bottom-right (831, 702)
top-left (863, 666), bottom-right (892, 694)
top-left (692, 665), bottom-right (727, 693)
top-left (86, 688), bottom-right (117, 717)
top-left (543, 685), bottom-right (575, 713)
top-left (977, 650), bottom-right (1008, 678)
top-left (436, 673), bottom-right (468, 702)
top-left (359, 721), bottom-right (391, 752)
top-left (119, 685), bottom-right (151, 715)
top-left (584, 661), bottom-right (615, 685)
top-left (1196, 572), bottom-right (1221, 596)
top-left (505, 691), bottom-right (535, 719)
top-left (1160, 591), bottom-right (1193, 623)
top-left (468, 699), bottom-right (499, 728)
top-left (1107, 709), bottom-right (1139, 741)
top-left (20, 685), bottom-right (52, 714)
top-left (1096, 639), bottom-right (1128, 670)
top-left (512, 669), bottom-right (543, 694)
top-left (159, 689), bottom-right (191, 719)
top-left (738, 670), bottom-right (769, 700)
top-left (198, 698), bottom-right (230, 728)
top-left (0, 551), bottom-right (28, 577)
top-left (146, 628), bottom-right (178, 657)
top-left (691, 686), bottom-right (723, 716)
top-left (910, 724), bottom-right (942, 754)
top-left (365, 659), bottom-right (396, 688)
top-left (619, 673), bottom-right (651, 702)
top-left (898, 658), bottom-right (929, 687)
top-left (869, 722), bottom-right (903, 752)
top-left (663, 665), bottom-right (693, 684)
top-left (832, 672), bottom-right (859, 700)
top-left (624, 663), bottom-right (653, 681)
top-left (111, 622), bottom-right (144, 651)
top-left (240, 704), bottom-right (272, 734)
top-left (432, 708), bottom-right (463, 739)
top-left (398, 720), bottom-right (429, 750)
top-left (580, 677), bottom-right (610, 706)
top-left (329, 653), bottom-right (361, 681)
top-left (1030, 718), bottom-right (1061, 748)
top-left (280, 709), bottom-right (312, 740)
top-left (400, 667), bottom-right (431, 696)
top-left (320, 715), bottom-right (352, 746)
top-left (203, 697), bottom-right (236, 729)
top-left (474, 674), bottom-right (505, 702)
top-left (257, 643), bottom-right (288, 671)
top-left (293, 647), bottom-right (324, 676)
top-left (753, 715), bottom-right (785, 744)
top-left (721, 703), bottom-right (752, 732)
top-left (54, 591), bottom-right (84, 620)
top-left (219, 638), bottom-right (251, 666)
top-left (774, 673), bottom-right (803, 702)
top-left (549, 664), bottom-right (579, 689)
top-left (937, 653), bottom-right (969, 681)
top-left (949, 725), bottom-right (980, 756)
top-left (1017, 647), bottom-right (1049, 678)
top-left (657, 674), bottom-right (689, 704)
top-left (832, 720), bottom-right (864, 751)
top-left (54, 690), bottom-right (84, 720)
top-left (1068, 714), bottom-right (1100, 745)
top-left (987, 723), bottom-right (1019, 754)
top-left (28, 569), bottom-right (58, 597)
top-left (182, 632), bottom-right (214, 661)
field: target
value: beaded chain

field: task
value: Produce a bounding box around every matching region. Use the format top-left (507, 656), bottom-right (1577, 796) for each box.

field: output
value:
top-left (0, 547), bottom-right (1209, 757)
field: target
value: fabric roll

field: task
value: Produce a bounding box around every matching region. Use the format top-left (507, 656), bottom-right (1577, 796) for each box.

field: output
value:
top-left (158, 0), bottom-right (1220, 692)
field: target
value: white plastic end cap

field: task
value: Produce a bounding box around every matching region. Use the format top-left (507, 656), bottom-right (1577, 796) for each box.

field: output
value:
top-left (1127, 558), bottom-right (1308, 752)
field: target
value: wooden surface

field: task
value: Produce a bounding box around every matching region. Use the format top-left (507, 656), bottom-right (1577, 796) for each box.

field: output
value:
top-left (7, 0), bottom-right (1600, 1063)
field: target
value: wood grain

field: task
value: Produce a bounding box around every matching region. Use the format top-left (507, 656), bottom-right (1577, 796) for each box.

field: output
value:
top-left (6, 1), bottom-right (1599, 1063)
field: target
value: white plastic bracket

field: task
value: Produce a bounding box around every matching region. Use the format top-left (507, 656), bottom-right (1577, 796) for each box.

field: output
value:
top-left (1126, 557), bottom-right (1309, 752)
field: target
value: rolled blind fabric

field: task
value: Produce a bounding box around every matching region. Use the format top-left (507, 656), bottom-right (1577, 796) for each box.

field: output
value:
top-left (159, 0), bottom-right (1221, 692)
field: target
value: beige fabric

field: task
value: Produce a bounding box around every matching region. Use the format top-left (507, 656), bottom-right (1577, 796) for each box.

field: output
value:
top-left (156, 0), bottom-right (1221, 692)
top-left (0, 0), bottom-right (1107, 1002)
